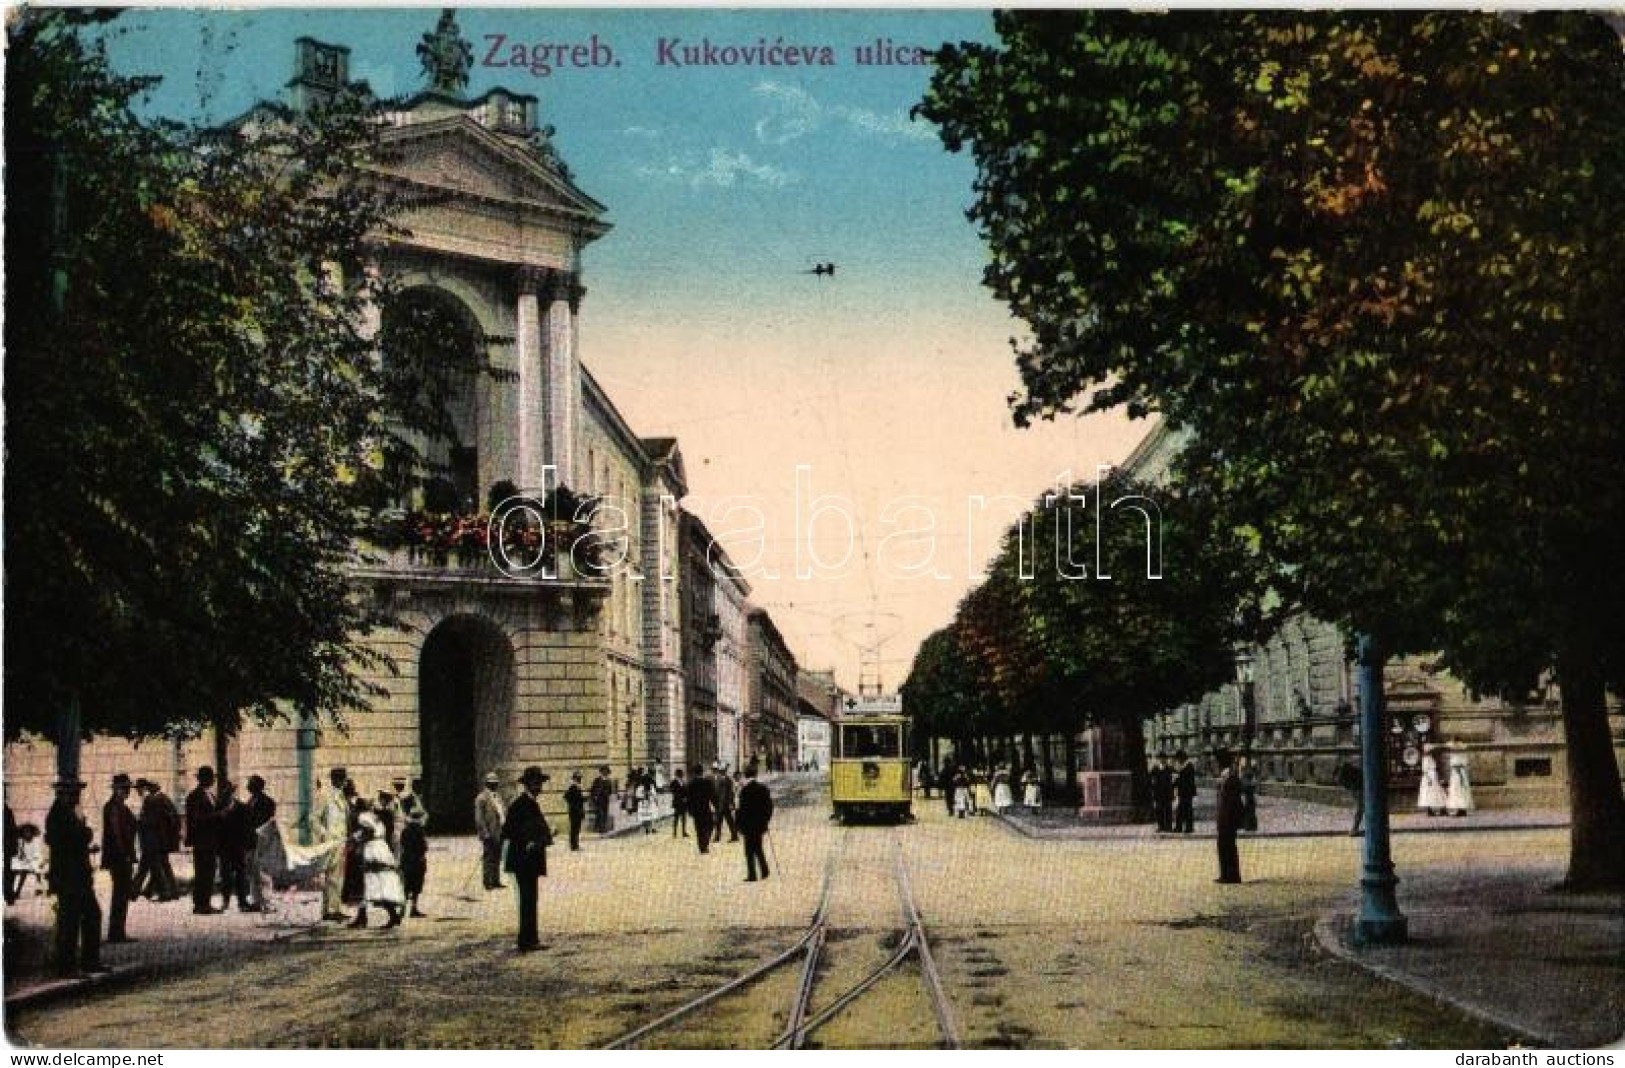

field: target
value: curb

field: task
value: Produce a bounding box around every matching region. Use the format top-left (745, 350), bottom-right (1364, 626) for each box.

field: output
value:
top-left (4, 962), bottom-right (143, 1014)
top-left (1310, 912), bottom-right (1561, 1049)
top-left (993, 811), bottom-right (1569, 843)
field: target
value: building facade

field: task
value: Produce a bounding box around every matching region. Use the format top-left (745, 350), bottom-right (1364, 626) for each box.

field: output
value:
top-left (4, 16), bottom-right (695, 828)
top-left (795, 669), bottom-right (840, 771)
top-left (1123, 421), bottom-right (1625, 808)
top-left (745, 609), bottom-right (799, 772)
top-left (713, 544), bottom-right (752, 773)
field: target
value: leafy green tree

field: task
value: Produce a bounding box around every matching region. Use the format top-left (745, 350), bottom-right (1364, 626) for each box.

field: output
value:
top-left (4, 12), bottom-right (477, 750)
top-left (920, 11), bottom-right (1625, 886)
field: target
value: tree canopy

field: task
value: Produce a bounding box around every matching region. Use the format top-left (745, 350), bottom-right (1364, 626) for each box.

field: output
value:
top-left (4, 11), bottom-right (477, 745)
top-left (919, 11), bottom-right (1625, 886)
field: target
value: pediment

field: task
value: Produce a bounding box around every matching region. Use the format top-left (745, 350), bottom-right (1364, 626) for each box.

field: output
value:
top-left (374, 118), bottom-right (606, 228)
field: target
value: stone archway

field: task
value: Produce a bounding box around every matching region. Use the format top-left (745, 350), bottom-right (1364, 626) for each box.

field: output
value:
top-left (418, 614), bottom-right (515, 831)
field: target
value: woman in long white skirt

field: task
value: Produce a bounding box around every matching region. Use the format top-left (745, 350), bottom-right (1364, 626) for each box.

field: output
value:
top-left (1416, 745), bottom-right (1446, 816)
top-left (1445, 749), bottom-right (1475, 816)
top-left (349, 804), bottom-right (404, 929)
top-left (1021, 769), bottom-right (1041, 810)
top-left (952, 770), bottom-right (971, 819)
top-left (992, 767), bottom-right (1014, 813)
top-left (636, 778), bottom-right (657, 834)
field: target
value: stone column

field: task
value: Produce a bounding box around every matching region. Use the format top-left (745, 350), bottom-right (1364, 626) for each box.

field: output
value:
top-left (542, 272), bottom-right (582, 488)
top-left (515, 268), bottom-right (546, 491)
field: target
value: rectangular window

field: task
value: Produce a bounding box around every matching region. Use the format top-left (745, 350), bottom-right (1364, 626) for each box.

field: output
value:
top-left (1514, 758), bottom-right (1553, 778)
top-left (839, 724), bottom-right (900, 759)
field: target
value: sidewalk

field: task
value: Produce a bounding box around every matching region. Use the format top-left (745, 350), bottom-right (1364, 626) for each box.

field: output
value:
top-left (3, 773), bottom-right (820, 1011)
top-left (1314, 873), bottom-right (1625, 1048)
top-left (992, 787), bottom-right (1568, 841)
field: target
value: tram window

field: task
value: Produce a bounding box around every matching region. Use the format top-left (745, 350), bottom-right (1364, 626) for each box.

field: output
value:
top-left (840, 725), bottom-right (900, 759)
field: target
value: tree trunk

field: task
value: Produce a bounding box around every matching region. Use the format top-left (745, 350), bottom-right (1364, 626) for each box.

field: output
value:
top-left (1022, 733), bottom-right (1036, 774)
top-left (1555, 645), bottom-right (1625, 891)
top-left (1040, 733), bottom-right (1055, 791)
top-left (1063, 732), bottom-right (1079, 806)
top-left (1123, 717), bottom-right (1151, 821)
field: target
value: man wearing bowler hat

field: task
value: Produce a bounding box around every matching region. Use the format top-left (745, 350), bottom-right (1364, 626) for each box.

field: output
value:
top-left (46, 778), bottom-right (107, 976)
top-left (101, 774), bottom-right (139, 942)
top-left (501, 766), bottom-right (553, 952)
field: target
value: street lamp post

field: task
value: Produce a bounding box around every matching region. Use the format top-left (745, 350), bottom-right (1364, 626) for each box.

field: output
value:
top-left (1354, 633), bottom-right (1407, 945)
top-left (1234, 650), bottom-right (1257, 754)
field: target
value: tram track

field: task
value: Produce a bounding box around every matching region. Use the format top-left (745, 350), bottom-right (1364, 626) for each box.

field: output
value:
top-left (600, 826), bottom-right (959, 1050)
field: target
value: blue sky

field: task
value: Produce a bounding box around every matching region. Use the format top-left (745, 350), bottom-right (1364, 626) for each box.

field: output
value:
top-left (96, 9), bottom-right (1146, 687)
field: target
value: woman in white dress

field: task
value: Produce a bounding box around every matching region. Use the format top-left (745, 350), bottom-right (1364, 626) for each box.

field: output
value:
top-left (348, 801), bottom-right (405, 929)
top-left (1445, 749), bottom-right (1475, 816)
top-left (1021, 769), bottom-right (1041, 810)
top-left (952, 770), bottom-right (971, 819)
top-left (1416, 745), bottom-right (1446, 816)
top-left (992, 767), bottom-right (1014, 813)
top-left (636, 776), bottom-right (657, 834)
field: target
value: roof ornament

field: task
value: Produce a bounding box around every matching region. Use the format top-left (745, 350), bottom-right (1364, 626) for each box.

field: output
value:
top-left (418, 9), bottom-right (473, 95)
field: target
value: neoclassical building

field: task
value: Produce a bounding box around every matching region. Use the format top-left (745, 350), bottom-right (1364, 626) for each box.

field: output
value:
top-left (1123, 421), bottom-right (1625, 809)
top-left (5, 16), bottom-right (707, 829)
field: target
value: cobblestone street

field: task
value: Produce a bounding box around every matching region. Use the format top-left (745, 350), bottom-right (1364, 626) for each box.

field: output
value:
top-left (10, 777), bottom-right (1607, 1049)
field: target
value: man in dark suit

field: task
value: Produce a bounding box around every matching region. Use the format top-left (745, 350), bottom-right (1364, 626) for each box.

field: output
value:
top-left (242, 775), bottom-right (277, 912)
top-left (184, 766), bottom-right (221, 915)
top-left (46, 779), bottom-right (106, 976)
top-left (1174, 751), bottom-right (1197, 834)
top-left (501, 766), bottom-right (552, 952)
top-left (1214, 749), bottom-right (1244, 884)
top-left (713, 764), bottom-right (738, 843)
top-left (736, 764), bottom-right (774, 882)
top-left (686, 764), bottom-right (718, 853)
top-left (1150, 756), bottom-right (1174, 832)
top-left (669, 768), bottom-right (689, 838)
top-left (563, 772), bottom-right (586, 851)
top-left (589, 767), bottom-right (613, 834)
top-left (101, 774), bottom-right (139, 942)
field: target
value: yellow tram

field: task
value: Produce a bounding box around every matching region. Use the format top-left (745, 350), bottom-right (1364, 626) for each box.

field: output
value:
top-left (830, 702), bottom-right (914, 823)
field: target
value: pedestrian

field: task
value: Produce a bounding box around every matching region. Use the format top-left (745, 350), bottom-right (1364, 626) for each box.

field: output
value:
top-left (399, 780), bottom-right (428, 919)
top-left (347, 800), bottom-right (404, 930)
top-left (383, 777), bottom-right (408, 857)
top-left (714, 764), bottom-right (739, 843)
top-left (11, 824), bottom-right (46, 900)
top-left (131, 779), bottom-right (179, 902)
top-left (1022, 767), bottom-right (1041, 811)
top-left (992, 766), bottom-right (1013, 814)
top-left (1338, 758), bottom-right (1364, 836)
top-left (4, 802), bottom-right (16, 906)
top-left (243, 775), bottom-right (276, 912)
top-left (1214, 749), bottom-right (1244, 884)
top-left (736, 764), bottom-right (774, 882)
top-left (215, 780), bottom-right (251, 912)
top-left (941, 761), bottom-right (956, 817)
top-left (1149, 756), bottom-right (1173, 832)
top-left (1417, 744), bottom-right (1445, 816)
top-left (622, 767), bottom-right (640, 822)
top-left (952, 769), bottom-right (971, 819)
top-left (1174, 751), bottom-right (1197, 834)
top-left (184, 766), bottom-right (222, 915)
top-left (563, 772), bottom-right (586, 851)
top-left (46, 779), bottom-right (106, 976)
top-left (636, 774), bottom-right (657, 833)
top-left (316, 767), bottom-right (352, 923)
top-left (1239, 756), bottom-right (1259, 834)
top-left (1445, 747), bottom-right (1475, 816)
top-left (501, 766), bottom-right (553, 952)
top-left (341, 779), bottom-right (365, 906)
top-left (687, 764), bottom-right (718, 853)
top-left (972, 770), bottom-right (992, 815)
top-left (590, 766), bottom-right (613, 834)
top-left (100, 774), bottom-right (139, 943)
top-left (669, 768), bottom-right (689, 838)
top-left (475, 771), bottom-right (506, 891)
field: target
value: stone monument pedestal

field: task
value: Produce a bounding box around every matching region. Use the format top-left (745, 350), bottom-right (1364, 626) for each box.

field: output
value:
top-left (1077, 770), bottom-right (1135, 823)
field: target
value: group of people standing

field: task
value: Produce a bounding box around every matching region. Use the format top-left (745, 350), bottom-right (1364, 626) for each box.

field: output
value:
top-left (930, 762), bottom-right (1042, 819)
top-left (313, 767), bottom-right (429, 930)
top-left (1149, 751), bottom-right (1259, 835)
top-left (14, 767), bottom-right (281, 977)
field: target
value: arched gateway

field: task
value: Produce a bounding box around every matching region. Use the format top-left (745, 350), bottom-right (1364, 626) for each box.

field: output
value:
top-left (418, 615), bottom-right (515, 832)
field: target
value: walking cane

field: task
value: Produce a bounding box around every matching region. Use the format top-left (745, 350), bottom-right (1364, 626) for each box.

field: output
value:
top-left (766, 828), bottom-right (784, 879)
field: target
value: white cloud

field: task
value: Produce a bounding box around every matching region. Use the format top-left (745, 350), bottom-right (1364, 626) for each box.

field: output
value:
top-left (751, 80), bottom-right (935, 146)
top-left (637, 147), bottom-right (796, 190)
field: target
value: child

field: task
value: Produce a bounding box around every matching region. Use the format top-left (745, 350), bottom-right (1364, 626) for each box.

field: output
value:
top-left (11, 824), bottom-right (46, 899)
top-left (636, 778), bottom-right (657, 834)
